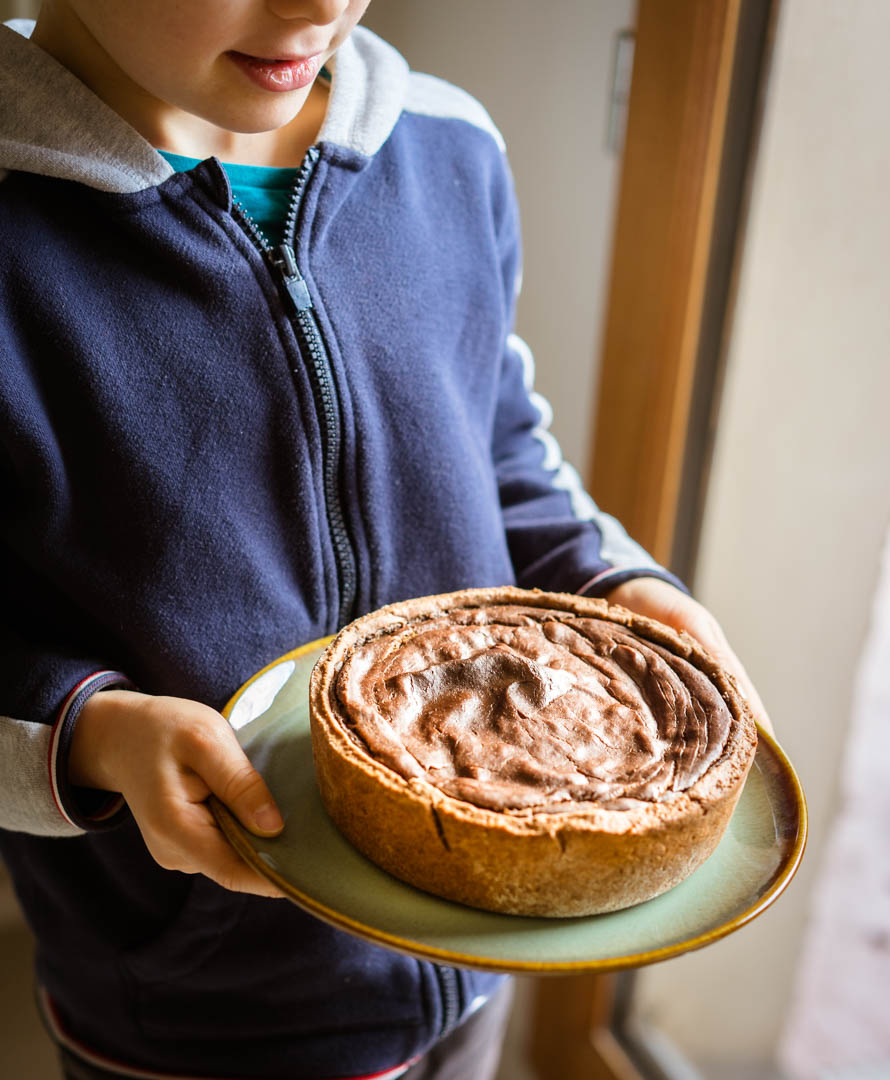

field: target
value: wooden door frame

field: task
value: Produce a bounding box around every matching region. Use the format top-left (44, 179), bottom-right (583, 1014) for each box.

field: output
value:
top-left (589, 0), bottom-right (777, 579)
top-left (530, 1), bottom-right (777, 1078)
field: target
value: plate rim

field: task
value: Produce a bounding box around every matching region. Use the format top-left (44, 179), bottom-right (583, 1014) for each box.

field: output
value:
top-left (211, 640), bottom-right (808, 975)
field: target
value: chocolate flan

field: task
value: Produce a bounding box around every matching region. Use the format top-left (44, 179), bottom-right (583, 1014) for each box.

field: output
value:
top-left (309, 587), bottom-right (757, 917)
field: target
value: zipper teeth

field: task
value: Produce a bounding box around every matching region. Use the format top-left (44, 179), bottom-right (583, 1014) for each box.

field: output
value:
top-left (231, 147), bottom-right (318, 253)
top-left (436, 965), bottom-right (461, 1037)
top-left (231, 152), bottom-right (357, 629)
top-left (283, 147), bottom-right (319, 245)
top-left (231, 198), bottom-right (271, 255)
top-left (294, 309), bottom-right (357, 624)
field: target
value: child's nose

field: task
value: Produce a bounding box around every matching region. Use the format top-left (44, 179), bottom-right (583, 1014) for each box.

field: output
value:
top-left (266, 0), bottom-right (352, 26)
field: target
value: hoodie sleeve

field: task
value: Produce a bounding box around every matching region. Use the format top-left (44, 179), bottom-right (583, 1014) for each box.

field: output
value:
top-left (490, 155), bottom-right (688, 599)
top-left (0, 635), bottom-right (133, 836)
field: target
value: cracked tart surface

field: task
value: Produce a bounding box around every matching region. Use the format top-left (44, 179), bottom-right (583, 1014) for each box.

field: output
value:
top-left (309, 587), bottom-right (757, 916)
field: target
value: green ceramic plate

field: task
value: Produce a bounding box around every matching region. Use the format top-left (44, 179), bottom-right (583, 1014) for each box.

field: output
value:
top-left (210, 638), bottom-right (807, 974)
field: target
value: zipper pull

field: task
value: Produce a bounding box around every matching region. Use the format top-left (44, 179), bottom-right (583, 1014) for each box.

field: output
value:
top-left (270, 243), bottom-right (312, 311)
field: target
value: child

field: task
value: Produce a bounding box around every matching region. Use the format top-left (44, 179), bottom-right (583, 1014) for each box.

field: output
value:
top-left (0, 4), bottom-right (768, 1078)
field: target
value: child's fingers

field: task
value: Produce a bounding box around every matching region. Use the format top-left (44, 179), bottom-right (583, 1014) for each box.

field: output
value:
top-left (691, 635), bottom-right (775, 736)
top-left (184, 802), bottom-right (286, 899)
top-left (659, 606), bottom-right (777, 737)
top-left (75, 691), bottom-right (288, 894)
top-left (139, 797), bottom-right (285, 899)
top-left (605, 577), bottom-right (776, 736)
top-left (178, 717), bottom-right (285, 838)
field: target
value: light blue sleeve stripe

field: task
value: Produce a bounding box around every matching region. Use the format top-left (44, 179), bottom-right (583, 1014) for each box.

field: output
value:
top-left (506, 332), bottom-right (664, 574)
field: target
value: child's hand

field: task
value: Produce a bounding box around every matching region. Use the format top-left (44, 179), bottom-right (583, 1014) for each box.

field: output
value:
top-left (69, 690), bottom-right (285, 898)
top-left (604, 577), bottom-right (775, 736)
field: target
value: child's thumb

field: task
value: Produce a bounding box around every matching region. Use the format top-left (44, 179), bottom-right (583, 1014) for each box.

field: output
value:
top-left (196, 726), bottom-right (285, 837)
top-left (244, 790), bottom-right (285, 836)
top-left (227, 769), bottom-right (285, 836)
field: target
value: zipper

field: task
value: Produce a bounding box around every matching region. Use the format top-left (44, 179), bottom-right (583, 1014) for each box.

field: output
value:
top-left (434, 965), bottom-right (462, 1038)
top-left (231, 148), bottom-right (357, 630)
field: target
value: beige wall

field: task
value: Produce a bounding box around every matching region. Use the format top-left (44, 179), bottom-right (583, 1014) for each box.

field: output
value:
top-left (636, 0), bottom-right (890, 1068)
top-left (363, 0), bottom-right (634, 473)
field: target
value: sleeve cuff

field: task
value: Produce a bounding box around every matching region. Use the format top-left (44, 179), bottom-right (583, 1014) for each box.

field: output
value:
top-left (48, 671), bottom-right (135, 832)
top-left (576, 566), bottom-right (690, 598)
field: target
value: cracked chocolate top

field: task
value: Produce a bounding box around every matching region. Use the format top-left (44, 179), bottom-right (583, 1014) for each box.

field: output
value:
top-left (332, 604), bottom-right (734, 812)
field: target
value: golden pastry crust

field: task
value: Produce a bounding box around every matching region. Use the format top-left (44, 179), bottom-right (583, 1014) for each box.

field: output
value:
top-left (309, 587), bottom-right (758, 917)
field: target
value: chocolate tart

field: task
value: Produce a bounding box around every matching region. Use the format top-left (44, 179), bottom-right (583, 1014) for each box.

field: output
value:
top-left (309, 587), bottom-right (758, 917)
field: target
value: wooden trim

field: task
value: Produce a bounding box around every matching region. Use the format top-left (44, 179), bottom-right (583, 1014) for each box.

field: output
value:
top-left (590, 0), bottom-right (743, 565)
top-left (530, 974), bottom-right (647, 1080)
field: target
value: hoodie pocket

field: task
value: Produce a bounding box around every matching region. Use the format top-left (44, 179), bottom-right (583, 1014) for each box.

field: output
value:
top-left (121, 888), bottom-right (430, 1057)
top-left (121, 875), bottom-right (248, 1034)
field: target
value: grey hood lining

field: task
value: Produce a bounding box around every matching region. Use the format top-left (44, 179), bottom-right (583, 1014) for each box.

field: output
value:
top-left (0, 20), bottom-right (410, 193)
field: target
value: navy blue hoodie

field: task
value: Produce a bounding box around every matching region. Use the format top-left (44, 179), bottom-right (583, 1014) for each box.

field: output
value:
top-left (0, 19), bottom-right (683, 1079)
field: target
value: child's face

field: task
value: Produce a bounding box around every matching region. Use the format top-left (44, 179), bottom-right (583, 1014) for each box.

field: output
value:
top-left (40, 0), bottom-right (371, 136)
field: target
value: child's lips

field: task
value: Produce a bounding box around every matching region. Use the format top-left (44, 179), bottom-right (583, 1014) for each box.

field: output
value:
top-left (227, 51), bottom-right (321, 93)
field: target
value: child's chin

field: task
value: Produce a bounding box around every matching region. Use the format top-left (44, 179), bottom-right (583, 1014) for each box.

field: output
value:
top-left (207, 102), bottom-right (308, 135)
